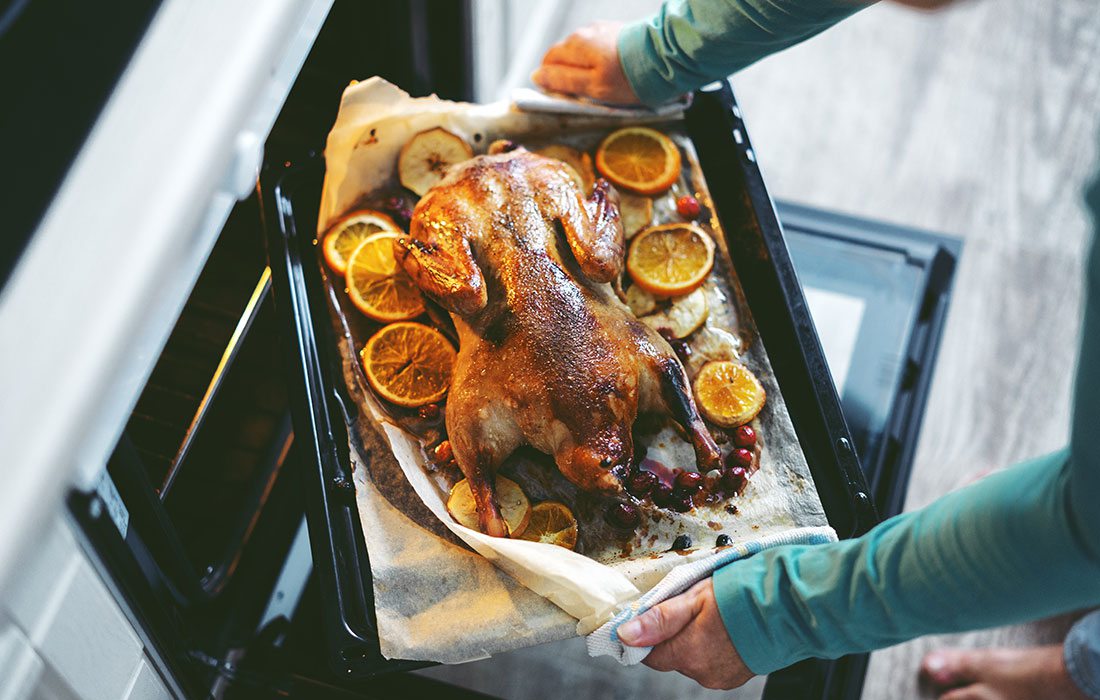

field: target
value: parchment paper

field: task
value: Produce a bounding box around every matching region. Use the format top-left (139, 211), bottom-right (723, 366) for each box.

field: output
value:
top-left (320, 78), bottom-right (830, 663)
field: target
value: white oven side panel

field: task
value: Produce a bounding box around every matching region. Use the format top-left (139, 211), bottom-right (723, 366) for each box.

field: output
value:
top-left (0, 515), bottom-right (174, 700)
top-left (0, 0), bottom-right (331, 697)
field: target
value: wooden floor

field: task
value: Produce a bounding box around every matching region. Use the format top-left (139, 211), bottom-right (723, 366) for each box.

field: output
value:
top-left (420, 1), bottom-right (1100, 697)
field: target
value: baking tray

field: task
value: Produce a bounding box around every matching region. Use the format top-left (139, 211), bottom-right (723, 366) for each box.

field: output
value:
top-left (263, 80), bottom-right (878, 679)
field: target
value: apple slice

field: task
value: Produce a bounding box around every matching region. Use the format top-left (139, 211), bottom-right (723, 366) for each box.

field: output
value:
top-left (619, 192), bottom-right (655, 239)
top-left (641, 287), bottom-right (709, 338)
top-left (398, 127), bottom-right (474, 196)
top-left (446, 476), bottom-right (531, 538)
top-left (624, 283), bottom-right (659, 317)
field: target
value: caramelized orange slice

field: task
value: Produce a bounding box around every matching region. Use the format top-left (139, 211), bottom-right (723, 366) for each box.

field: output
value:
top-left (361, 322), bottom-right (455, 407)
top-left (626, 223), bottom-right (715, 296)
top-left (322, 210), bottom-right (401, 275)
top-left (517, 501), bottom-right (579, 550)
top-left (693, 360), bottom-right (766, 428)
top-left (595, 127), bottom-right (681, 195)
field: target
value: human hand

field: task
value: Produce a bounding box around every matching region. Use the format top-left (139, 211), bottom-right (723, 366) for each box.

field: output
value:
top-left (618, 578), bottom-right (754, 690)
top-left (531, 21), bottom-right (641, 105)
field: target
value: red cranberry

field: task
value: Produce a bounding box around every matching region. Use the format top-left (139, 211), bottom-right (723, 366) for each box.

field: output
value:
top-left (725, 448), bottom-right (753, 470)
top-left (651, 483), bottom-right (675, 508)
top-left (606, 502), bottom-right (641, 530)
top-left (418, 403), bottom-right (441, 420)
top-left (626, 470), bottom-right (658, 497)
top-left (385, 195), bottom-right (405, 210)
top-left (671, 495), bottom-right (694, 512)
top-left (676, 195), bottom-right (701, 220)
top-left (721, 466), bottom-right (749, 493)
top-left (732, 425), bottom-right (756, 448)
top-left (674, 470), bottom-right (704, 494)
top-left (658, 329), bottom-right (693, 364)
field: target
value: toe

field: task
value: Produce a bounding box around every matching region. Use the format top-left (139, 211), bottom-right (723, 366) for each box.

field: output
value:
top-left (940, 684), bottom-right (1000, 700)
top-left (922, 649), bottom-right (974, 687)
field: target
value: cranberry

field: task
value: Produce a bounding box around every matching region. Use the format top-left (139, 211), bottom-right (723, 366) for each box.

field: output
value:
top-left (606, 502), bottom-right (641, 530)
top-left (671, 534), bottom-right (692, 550)
top-left (676, 194), bottom-right (701, 220)
top-left (721, 466), bottom-right (749, 494)
top-left (385, 195), bottom-right (405, 211)
top-left (658, 329), bottom-right (692, 364)
top-left (674, 470), bottom-right (703, 494)
top-left (651, 483), bottom-right (675, 508)
top-left (626, 470), bottom-right (658, 497)
top-left (418, 403), bottom-right (441, 420)
top-left (725, 448), bottom-right (753, 470)
top-left (732, 425), bottom-right (757, 448)
top-left (716, 534), bottom-right (732, 547)
top-left (672, 495), bottom-right (694, 512)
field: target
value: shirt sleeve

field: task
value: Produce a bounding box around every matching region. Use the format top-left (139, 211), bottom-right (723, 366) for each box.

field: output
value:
top-left (617, 0), bottom-right (867, 106)
top-left (713, 166), bottom-right (1100, 675)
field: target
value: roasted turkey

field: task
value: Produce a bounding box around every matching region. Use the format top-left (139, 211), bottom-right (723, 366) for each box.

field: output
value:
top-left (395, 142), bottom-right (722, 537)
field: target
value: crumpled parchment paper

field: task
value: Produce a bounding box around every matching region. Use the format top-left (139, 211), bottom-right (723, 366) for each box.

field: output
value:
top-left (320, 77), bottom-right (831, 664)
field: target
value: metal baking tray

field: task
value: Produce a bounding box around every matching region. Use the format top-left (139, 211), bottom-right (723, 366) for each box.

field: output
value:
top-left (263, 80), bottom-right (878, 681)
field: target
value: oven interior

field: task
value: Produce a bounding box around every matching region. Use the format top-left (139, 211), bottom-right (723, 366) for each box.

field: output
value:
top-left (71, 2), bottom-right (958, 699)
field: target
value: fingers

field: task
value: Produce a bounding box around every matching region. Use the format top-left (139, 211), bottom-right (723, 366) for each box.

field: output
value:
top-left (628, 580), bottom-right (754, 691)
top-left (533, 20), bottom-right (638, 104)
top-left (644, 634), bottom-right (692, 673)
top-left (532, 64), bottom-right (593, 97)
top-left (541, 39), bottom-right (591, 68)
top-left (617, 585), bottom-right (703, 647)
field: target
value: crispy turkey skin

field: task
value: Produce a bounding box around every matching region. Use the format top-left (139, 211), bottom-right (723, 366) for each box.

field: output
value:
top-left (395, 143), bottom-right (721, 537)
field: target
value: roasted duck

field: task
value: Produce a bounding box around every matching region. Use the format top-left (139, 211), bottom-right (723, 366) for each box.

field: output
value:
top-left (395, 142), bottom-right (722, 537)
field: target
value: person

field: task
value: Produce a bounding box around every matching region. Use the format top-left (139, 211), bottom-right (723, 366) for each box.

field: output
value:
top-left (533, 1), bottom-right (1100, 697)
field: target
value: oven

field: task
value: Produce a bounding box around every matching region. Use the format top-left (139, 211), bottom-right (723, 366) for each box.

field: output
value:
top-left (0, 2), bottom-right (958, 698)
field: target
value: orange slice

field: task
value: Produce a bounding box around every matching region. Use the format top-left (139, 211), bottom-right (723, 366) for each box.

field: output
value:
top-left (517, 501), bottom-right (578, 550)
top-left (626, 223), bottom-right (715, 296)
top-left (536, 144), bottom-right (596, 194)
top-left (693, 360), bottom-right (766, 428)
top-left (447, 476), bottom-right (532, 538)
top-left (345, 231), bottom-right (425, 322)
top-left (322, 210), bottom-right (401, 275)
top-left (595, 127), bottom-right (681, 195)
top-left (398, 127), bottom-right (474, 196)
top-left (360, 321), bottom-right (456, 407)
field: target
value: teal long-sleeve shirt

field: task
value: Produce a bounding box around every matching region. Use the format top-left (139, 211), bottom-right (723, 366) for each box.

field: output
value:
top-left (618, 0), bottom-right (1100, 675)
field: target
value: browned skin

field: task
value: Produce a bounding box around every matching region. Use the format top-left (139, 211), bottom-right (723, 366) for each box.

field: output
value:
top-left (396, 144), bottom-right (722, 537)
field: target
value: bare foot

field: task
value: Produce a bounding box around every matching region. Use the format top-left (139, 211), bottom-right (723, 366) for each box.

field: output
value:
top-left (920, 646), bottom-right (1090, 700)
